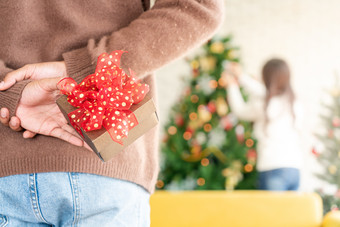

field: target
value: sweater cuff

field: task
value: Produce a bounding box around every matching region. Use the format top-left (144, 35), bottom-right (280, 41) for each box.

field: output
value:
top-left (62, 47), bottom-right (96, 84)
top-left (0, 80), bottom-right (31, 117)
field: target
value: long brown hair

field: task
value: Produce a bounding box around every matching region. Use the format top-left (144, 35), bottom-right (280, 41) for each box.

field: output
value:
top-left (262, 59), bottom-right (295, 124)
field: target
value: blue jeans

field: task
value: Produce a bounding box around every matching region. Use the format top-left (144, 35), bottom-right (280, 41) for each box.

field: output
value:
top-left (0, 172), bottom-right (150, 227)
top-left (258, 168), bottom-right (300, 191)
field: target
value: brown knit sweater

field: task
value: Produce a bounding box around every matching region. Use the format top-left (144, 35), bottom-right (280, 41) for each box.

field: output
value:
top-left (0, 0), bottom-right (223, 193)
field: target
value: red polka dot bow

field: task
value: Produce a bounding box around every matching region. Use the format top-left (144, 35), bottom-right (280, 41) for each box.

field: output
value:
top-left (58, 50), bottom-right (150, 145)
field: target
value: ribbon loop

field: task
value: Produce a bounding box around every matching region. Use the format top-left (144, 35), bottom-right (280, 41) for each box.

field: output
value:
top-left (58, 51), bottom-right (149, 144)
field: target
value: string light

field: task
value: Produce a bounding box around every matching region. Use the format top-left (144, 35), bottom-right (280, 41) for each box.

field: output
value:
top-left (201, 158), bottom-right (209, 166)
top-left (156, 180), bottom-right (164, 189)
top-left (183, 131), bottom-right (192, 140)
top-left (168, 126), bottom-right (177, 135)
top-left (204, 123), bottom-right (212, 132)
top-left (244, 164), bottom-right (253, 172)
top-left (189, 112), bottom-right (198, 121)
top-left (245, 139), bottom-right (254, 147)
top-left (190, 94), bottom-right (199, 103)
top-left (197, 177), bottom-right (205, 186)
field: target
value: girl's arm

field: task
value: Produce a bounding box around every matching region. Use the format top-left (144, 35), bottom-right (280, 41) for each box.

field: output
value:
top-left (226, 77), bottom-right (263, 121)
top-left (238, 74), bottom-right (266, 98)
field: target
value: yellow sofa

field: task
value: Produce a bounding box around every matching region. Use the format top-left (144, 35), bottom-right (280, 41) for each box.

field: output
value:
top-left (150, 191), bottom-right (340, 227)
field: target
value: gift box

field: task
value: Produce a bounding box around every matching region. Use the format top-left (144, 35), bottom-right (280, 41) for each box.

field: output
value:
top-left (56, 51), bottom-right (158, 162)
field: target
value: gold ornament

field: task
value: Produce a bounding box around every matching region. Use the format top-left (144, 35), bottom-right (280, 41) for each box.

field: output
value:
top-left (227, 49), bottom-right (238, 59)
top-left (216, 97), bottom-right (229, 116)
top-left (190, 60), bottom-right (199, 69)
top-left (198, 105), bottom-right (212, 123)
top-left (330, 88), bottom-right (340, 97)
top-left (210, 42), bottom-right (224, 54)
top-left (329, 165), bottom-right (337, 174)
top-left (199, 56), bottom-right (216, 72)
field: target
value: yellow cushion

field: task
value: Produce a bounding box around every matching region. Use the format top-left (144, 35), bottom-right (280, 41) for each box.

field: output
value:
top-left (150, 191), bottom-right (323, 227)
top-left (323, 211), bottom-right (340, 227)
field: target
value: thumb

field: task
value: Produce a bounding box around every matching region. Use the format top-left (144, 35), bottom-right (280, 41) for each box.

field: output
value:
top-left (0, 65), bottom-right (33, 91)
top-left (38, 77), bottom-right (64, 93)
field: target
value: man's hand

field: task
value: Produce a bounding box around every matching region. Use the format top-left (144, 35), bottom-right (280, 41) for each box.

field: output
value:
top-left (0, 61), bottom-right (67, 90)
top-left (13, 77), bottom-right (85, 147)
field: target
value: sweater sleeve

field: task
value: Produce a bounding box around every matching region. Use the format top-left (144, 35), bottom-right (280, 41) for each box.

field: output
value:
top-left (0, 61), bottom-right (31, 117)
top-left (239, 74), bottom-right (266, 98)
top-left (227, 84), bottom-right (263, 122)
top-left (62, 0), bottom-right (224, 82)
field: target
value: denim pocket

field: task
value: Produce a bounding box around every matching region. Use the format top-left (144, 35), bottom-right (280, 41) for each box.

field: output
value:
top-left (0, 215), bottom-right (8, 227)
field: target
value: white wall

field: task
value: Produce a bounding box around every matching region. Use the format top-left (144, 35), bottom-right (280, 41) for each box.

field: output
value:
top-left (155, 0), bottom-right (340, 192)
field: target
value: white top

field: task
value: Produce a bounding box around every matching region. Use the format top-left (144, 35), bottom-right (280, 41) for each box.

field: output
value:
top-left (227, 75), bottom-right (303, 171)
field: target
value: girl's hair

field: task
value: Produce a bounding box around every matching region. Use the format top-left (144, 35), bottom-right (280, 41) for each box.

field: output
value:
top-left (262, 58), bottom-right (295, 124)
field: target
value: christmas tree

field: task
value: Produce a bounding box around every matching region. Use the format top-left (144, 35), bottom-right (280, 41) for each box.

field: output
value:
top-left (157, 36), bottom-right (258, 190)
top-left (315, 76), bottom-right (340, 213)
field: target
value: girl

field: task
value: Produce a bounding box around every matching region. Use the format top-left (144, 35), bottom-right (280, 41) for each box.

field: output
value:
top-left (224, 59), bottom-right (303, 191)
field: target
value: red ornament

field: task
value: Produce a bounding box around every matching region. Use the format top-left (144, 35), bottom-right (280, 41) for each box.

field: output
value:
top-left (328, 130), bottom-right (334, 138)
top-left (58, 51), bottom-right (149, 145)
top-left (311, 147), bottom-right (320, 157)
top-left (247, 149), bottom-right (257, 159)
top-left (220, 116), bottom-right (233, 131)
top-left (335, 190), bottom-right (340, 198)
top-left (333, 117), bottom-right (340, 127)
top-left (175, 114), bottom-right (185, 126)
top-left (207, 101), bottom-right (216, 113)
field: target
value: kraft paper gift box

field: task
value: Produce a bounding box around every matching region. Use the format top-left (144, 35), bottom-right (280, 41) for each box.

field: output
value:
top-left (56, 93), bottom-right (158, 162)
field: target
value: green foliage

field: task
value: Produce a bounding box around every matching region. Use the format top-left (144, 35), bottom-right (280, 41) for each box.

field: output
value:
top-left (157, 36), bottom-right (258, 190)
top-left (316, 80), bottom-right (340, 213)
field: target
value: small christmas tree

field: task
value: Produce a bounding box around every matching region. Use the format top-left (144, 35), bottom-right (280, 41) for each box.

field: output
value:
top-left (157, 36), bottom-right (258, 190)
top-left (315, 76), bottom-right (340, 213)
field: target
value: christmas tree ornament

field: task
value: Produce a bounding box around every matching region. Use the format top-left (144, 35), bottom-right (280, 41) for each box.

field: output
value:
top-left (333, 117), bottom-right (340, 127)
top-left (175, 114), bottom-right (185, 126)
top-left (196, 132), bottom-right (207, 144)
top-left (190, 60), bottom-right (199, 69)
top-left (199, 56), bottom-right (216, 72)
top-left (328, 165), bottom-right (337, 175)
top-left (207, 127), bottom-right (227, 148)
top-left (197, 75), bottom-right (215, 95)
top-left (216, 97), bottom-right (229, 116)
top-left (198, 105), bottom-right (212, 123)
top-left (210, 41), bottom-right (225, 54)
top-left (311, 147), bottom-right (320, 157)
top-left (207, 101), bottom-right (216, 113)
top-left (235, 124), bottom-right (245, 143)
top-left (220, 116), bottom-right (233, 131)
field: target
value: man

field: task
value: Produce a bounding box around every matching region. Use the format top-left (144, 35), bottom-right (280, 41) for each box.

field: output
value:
top-left (0, 0), bottom-right (223, 225)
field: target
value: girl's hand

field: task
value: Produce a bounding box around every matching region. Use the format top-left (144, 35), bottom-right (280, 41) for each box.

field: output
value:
top-left (222, 71), bottom-right (238, 87)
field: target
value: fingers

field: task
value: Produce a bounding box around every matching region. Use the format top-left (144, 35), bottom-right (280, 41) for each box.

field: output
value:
top-left (23, 130), bottom-right (37, 139)
top-left (0, 108), bottom-right (9, 126)
top-left (9, 116), bottom-right (23, 131)
top-left (0, 65), bottom-right (33, 91)
top-left (50, 127), bottom-right (84, 147)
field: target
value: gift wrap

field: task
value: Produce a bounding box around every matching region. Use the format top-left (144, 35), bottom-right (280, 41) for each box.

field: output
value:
top-left (56, 50), bottom-right (158, 162)
top-left (57, 93), bottom-right (158, 162)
